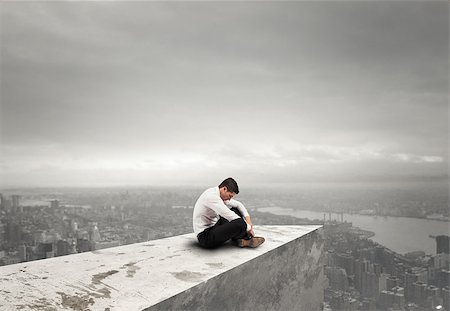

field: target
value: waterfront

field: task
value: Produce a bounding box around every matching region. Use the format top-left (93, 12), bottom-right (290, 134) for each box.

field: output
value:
top-left (259, 206), bottom-right (449, 255)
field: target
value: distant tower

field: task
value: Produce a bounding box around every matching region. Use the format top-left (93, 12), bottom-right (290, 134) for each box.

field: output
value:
top-left (71, 221), bottom-right (78, 232)
top-left (50, 200), bottom-right (59, 210)
top-left (88, 222), bottom-right (101, 242)
top-left (12, 195), bottom-right (20, 212)
top-left (0, 193), bottom-right (4, 210)
top-left (6, 222), bottom-right (22, 246)
top-left (436, 235), bottom-right (449, 254)
top-left (442, 286), bottom-right (450, 311)
top-left (3, 199), bottom-right (12, 214)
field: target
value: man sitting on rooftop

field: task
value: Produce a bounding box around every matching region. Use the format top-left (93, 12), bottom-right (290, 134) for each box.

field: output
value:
top-left (193, 177), bottom-right (265, 249)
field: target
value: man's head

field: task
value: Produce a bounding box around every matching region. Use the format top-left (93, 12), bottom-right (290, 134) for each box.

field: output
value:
top-left (218, 177), bottom-right (239, 201)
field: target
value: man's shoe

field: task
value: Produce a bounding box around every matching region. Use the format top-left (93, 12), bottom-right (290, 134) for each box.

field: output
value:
top-left (237, 236), bottom-right (265, 248)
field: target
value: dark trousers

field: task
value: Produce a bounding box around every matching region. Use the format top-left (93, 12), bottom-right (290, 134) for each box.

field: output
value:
top-left (197, 208), bottom-right (248, 249)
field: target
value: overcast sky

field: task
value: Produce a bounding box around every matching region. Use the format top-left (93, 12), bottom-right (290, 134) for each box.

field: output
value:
top-left (0, 1), bottom-right (448, 187)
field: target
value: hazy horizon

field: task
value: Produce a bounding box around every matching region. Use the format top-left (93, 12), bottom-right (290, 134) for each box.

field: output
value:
top-left (0, 177), bottom-right (448, 192)
top-left (1, 1), bottom-right (448, 188)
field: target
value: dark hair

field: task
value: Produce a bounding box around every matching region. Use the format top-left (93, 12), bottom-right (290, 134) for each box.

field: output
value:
top-left (219, 177), bottom-right (239, 194)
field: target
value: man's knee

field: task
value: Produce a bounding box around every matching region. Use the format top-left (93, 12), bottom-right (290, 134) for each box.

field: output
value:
top-left (230, 218), bottom-right (246, 231)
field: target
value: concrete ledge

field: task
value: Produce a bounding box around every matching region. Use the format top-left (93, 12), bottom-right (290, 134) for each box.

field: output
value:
top-left (0, 225), bottom-right (324, 311)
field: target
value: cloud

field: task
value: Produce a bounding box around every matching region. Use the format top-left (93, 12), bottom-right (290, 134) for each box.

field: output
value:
top-left (391, 154), bottom-right (443, 163)
top-left (1, 1), bottom-right (448, 186)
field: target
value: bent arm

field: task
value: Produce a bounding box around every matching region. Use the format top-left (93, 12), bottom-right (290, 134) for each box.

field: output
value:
top-left (225, 199), bottom-right (250, 217)
top-left (208, 197), bottom-right (241, 222)
top-left (226, 199), bottom-right (254, 235)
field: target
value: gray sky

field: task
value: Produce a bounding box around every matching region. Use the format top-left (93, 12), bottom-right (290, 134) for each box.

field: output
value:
top-left (1, 1), bottom-right (448, 187)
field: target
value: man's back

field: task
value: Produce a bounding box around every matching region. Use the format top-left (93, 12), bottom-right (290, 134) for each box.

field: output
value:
top-left (193, 187), bottom-right (240, 235)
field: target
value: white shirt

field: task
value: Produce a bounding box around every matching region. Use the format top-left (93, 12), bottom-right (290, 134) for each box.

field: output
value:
top-left (193, 187), bottom-right (250, 235)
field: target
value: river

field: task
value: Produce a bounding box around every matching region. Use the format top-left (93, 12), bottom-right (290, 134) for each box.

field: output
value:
top-left (258, 206), bottom-right (449, 255)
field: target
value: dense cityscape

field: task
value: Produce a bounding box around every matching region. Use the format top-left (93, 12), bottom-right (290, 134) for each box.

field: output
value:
top-left (323, 222), bottom-right (449, 310)
top-left (0, 186), bottom-right (448, 310)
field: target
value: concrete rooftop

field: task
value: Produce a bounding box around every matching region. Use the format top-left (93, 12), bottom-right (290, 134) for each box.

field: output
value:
top-left (0, 225), bottom-right (322, 311)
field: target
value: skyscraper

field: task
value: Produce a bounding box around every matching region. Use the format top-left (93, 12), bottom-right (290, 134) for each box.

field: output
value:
top-left (412, 281), bottom-right (428, 307)
top-left (404, 271), bottom-right (419, 302)
top-left (88, 222), bottom-right (101, 242)
top-left (436, 236), bottom-right (450, 254)
top-left (12, 195), bottom-right (20, 211)
top-left (442, 286), bottom-right (450, 311)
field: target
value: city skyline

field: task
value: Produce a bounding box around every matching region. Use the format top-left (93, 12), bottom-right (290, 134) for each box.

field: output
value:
top-left (1, 1), bottom-right (448, 187)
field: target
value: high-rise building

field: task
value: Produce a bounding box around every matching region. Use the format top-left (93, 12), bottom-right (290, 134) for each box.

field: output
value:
top-left (42, 243), bottom-right (54, 258)
top-left (70, 220), bottom-right (78, 232)
top-left (373, 263), bottom-right (383, 276)
top-left (3, 200), bottom-right (11, 214)
top-left (6, 222), bottom-right (22, 247)
top-left (436, 236), bottom-right (450, 255)
top-left (386, 275), bottom-right (400, 291)
top-left (50, 200), bottom-right (59, 210)
top-left (11, 195), bottom-right (20, 212)
top-left (56, 240), bottom-right (70, 257)
top-left (426, 285), bottom-right (440, 298)
top-left (354, 258), bottom-right (370, 290)
top-left (379, 290), bottom-right (395, 309)
top-left (76, 238), bottom-right (91, 253)
top-left (336, 252), bottom-right (354, 276)
top-left (325, 266), bottom-right (348, 291)
top-left (435, 269), bottom-right (450, 288)
top-left (394, 292), bottom-right (405, 309)
top-left (434, 253), bottom-right (450, 269)
top-left (379, 289), bottom-right (405, 310)
top-left (412, 281), bottom-right (428, 307)
top-left (88, 222), bottom-right (101, 242)
top-left (379, 273), bottom-right (390, 293)
top-left (423, 285), bottom-right (442, 310)
top-left (325, 250), bottom-right (335, 266)
top-left (404, 271), bottom-right (419, 302)
top-left (442, 286), bottom-right (450, 311)
top-left (362, 271), bottom-right (379, 299)
top-left (374, 245), bottom-right (384, 265)
top-left (361, 298), bottom-right (376, 311)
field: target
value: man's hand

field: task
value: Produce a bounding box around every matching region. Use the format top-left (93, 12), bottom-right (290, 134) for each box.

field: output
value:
top-left (244, 215), bottom-right (254, 237)
top-left (248, 225), bottom-right (255, 237)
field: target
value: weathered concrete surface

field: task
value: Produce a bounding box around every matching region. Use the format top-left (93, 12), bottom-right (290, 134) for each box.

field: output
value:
top-left (0, 225), bottom-right (323, 311)
top-left (149, 226), bottom-right (324, 311)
